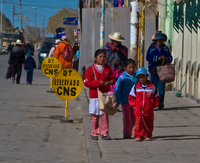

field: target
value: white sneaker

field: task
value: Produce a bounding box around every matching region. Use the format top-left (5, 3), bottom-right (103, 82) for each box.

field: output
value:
top-left (135, 138), bottom-right (141, 142)
top-left (145, 137), bottom-right (151, 141)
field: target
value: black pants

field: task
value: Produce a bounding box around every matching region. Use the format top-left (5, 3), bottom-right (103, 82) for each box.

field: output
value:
top-left (12, 62), bottom-right (22, 84)
top-left (26, 70), bottom-right (33, 84)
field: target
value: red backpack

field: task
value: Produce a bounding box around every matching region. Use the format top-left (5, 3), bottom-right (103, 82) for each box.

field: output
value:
top-left (62, 42), bottom-right (73, 61)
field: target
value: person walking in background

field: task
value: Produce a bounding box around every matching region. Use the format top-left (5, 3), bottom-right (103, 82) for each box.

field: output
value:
top-left (48, 39), bottom-right (61, 57)
top-left (54, 35), bottom-right (74, 68)
top-left (115, 59), bottom-right (138, 139)
top-left (105, 32), bottom-right (128, 91)
top-left (84, 49), bottom-right (115, 140)
top-left (129, 67), bottom-right (160, 142)
top-left (7, 42), bottom-right (14, 64)
top-left (74, 49), bottom-right (79, 71)
top-left (146, 32), bottom-right (173, 109)
top-left (72, 43), bottom-right (79, 71)
top-left (24, 54), bottom-right (36, 85)
top-left (10, 40), bottom-right (25, 84)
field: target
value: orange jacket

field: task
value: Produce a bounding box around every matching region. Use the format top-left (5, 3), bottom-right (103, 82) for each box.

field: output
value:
top-left (54, 40), bottom-right (74, 68)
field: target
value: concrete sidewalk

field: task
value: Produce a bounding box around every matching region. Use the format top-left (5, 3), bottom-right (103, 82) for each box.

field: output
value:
top-left (79, 87), bottom-right (200, 163)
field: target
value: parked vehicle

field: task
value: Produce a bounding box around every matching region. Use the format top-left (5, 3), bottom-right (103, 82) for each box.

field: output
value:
top-left (38, 38), bottom-right (55, 69)
top-left (1, 31), bottom-right (24, 54)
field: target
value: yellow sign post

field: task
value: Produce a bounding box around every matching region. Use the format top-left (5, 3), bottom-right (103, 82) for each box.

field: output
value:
top-left (41, 57), bottom-right (61, 93)
top-left (52, 68), bottom-right (83, 123)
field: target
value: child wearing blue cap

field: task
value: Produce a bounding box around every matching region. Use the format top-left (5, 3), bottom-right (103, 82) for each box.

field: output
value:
top-left (128, 67), bottom-right (160, 141)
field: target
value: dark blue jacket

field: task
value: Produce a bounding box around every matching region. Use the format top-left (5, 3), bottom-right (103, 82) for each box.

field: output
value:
top-left (24, 55), bottom-right (36, 70)
top-left (146, 43), bottom-right (173, 72)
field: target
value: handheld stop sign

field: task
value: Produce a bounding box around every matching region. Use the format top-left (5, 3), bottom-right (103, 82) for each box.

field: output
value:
top-left (52, 68), bottom-right (83, 120)
top-left (41, 57), bottom-right (61, 92)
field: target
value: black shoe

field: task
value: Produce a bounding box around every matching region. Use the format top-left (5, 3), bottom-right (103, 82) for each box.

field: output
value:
top-left (123, 135), bottom-right (132, 139)
top-left (91, 136), bottom-right (98, 140)
top-left (158, 103), bottom-right (164, 109)
top-left (101, 135), bottom-right (111, 140)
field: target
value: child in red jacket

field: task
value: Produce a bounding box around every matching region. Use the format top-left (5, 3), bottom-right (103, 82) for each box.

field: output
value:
top-left (84, 49), bottom-right (115, 140)
top-left (128, 67), bottom-right (159, 141)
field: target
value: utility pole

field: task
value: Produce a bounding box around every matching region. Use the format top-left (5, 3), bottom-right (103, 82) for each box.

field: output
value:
top-left (0, 0), bottom-right (4, 51)
top-left (1, 0), bottom-right (3, 34)
top-left (19, 0), bottom-right (22, 30)
top-left (100, 0), bottom-right (105, 49)
top-left (35, 12), bottom-right (37, 37)
top-left (12, 5), bottom-right (15, 42)
top-left (42, 18), bottom-right (45, 39)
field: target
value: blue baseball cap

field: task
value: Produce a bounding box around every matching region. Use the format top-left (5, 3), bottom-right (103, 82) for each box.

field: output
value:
top-left (136, 67), bottom-right (147, 76)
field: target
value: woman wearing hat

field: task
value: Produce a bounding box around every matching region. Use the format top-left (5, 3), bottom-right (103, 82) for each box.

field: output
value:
top-left (105, 32), bottom-right (128, 91)
top-left (10, 40), bottom-right (25, 84)
top-left (146, 32), bottom-right (173, 109)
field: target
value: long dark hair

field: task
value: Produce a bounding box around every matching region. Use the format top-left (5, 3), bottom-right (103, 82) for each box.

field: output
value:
top-left (124, 59), bottom-right (136, 68)
top-left (94, 49), bottom-right (106, 58)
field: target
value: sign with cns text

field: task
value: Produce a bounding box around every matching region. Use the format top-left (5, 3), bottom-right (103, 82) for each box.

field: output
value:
top-left (41, 57), bottom-right (61, 77)
top-left (52, 69), bottom-right (83, 100)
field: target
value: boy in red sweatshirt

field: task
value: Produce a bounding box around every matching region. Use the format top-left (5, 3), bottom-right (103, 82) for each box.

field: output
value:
top-left (128, 67), bottom-right (159, 141)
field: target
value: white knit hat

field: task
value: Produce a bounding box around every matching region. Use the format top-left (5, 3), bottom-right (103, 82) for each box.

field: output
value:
top-left (55, 39), bottom-right (61, 44)
top-left (61, 35), bottom-right (67, 40)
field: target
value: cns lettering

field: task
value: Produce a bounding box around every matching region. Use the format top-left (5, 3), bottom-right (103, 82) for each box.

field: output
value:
top-left (57, 87), bottom-right (76, 96)
top-left (44, 69), bottom-right (58, 75)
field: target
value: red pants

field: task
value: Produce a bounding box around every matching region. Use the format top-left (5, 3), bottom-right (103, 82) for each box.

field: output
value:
top-left (134, 115), bottom-right (154, 139)
top-left (122, 104), bottom-right (135, 135)
top-left (91, 112), bottom-right (109, 136)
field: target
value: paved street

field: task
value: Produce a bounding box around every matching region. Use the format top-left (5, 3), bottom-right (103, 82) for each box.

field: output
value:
top-left (1, 53), bottom-right (200, 163)
top-left (0, 54), bottom-right (87, 163)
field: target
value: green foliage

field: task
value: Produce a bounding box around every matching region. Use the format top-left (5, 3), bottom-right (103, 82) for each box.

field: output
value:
top-left (0, 13), bottom-right (12, 31)
top-left (46, 8), bottom-right (78, 44)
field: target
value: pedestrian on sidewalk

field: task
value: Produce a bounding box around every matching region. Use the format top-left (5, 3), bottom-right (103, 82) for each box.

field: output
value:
top-left (104, 32), bottom-right (128, 92)
top-left (54, 35), bottom-right (74, 68)
top-left (48, 39), bottom-right (61, 57)
top-left (128, 67), bottom-right (160, 142)
top-left (24, 54), bottom-right (36, 85)
top-left (84, 49), bottom-right (115, 140)
top-left (10, 40), bottom-right (25, 84)
top-left (115, 59), bottom-right (138, 139)
top-left (146, 32), bottom-right (173, 109)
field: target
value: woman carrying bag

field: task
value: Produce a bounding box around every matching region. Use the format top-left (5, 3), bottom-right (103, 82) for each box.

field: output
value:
top-left (146, 32), bottom-right (173, 109)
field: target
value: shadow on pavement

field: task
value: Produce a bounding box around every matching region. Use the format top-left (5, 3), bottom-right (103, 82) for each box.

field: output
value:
top-left (155, 125), bottom-right (200, 128)
top-left (153, 134), bottom-right (200, 141)
top-left (154, 106), bottom-right (200, 111)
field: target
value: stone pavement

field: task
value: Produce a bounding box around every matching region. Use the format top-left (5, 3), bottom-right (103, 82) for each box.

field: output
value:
top-left (80, 87), bottom-right (200, 163)
top-left (0, 54), bottom-right (87, 163)
top-left (1, 53), bottom-right (200, 163)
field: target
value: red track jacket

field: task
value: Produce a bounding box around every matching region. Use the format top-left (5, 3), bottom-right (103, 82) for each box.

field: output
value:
top-left (128, 81), bottom-right (160, 117)
top-left (84, 64), bottom-right (115, 98)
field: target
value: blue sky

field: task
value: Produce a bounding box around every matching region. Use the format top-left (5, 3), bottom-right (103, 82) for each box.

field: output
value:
top-left (1, 0), bottom-right (78, 35)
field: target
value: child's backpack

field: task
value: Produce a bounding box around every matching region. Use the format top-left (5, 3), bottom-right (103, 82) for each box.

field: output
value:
top-left (62, 42), bottom-right (73, 61)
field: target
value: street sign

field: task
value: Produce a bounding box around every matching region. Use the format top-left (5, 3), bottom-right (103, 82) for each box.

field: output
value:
top-left (52, 69), bottom-right (83, 100)
top-left (41, 57), bottom-right (61, 77)
top-left (74, 29), bottom-right (78, 37)
top-left (63, 17), bottom-right (78, 25)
